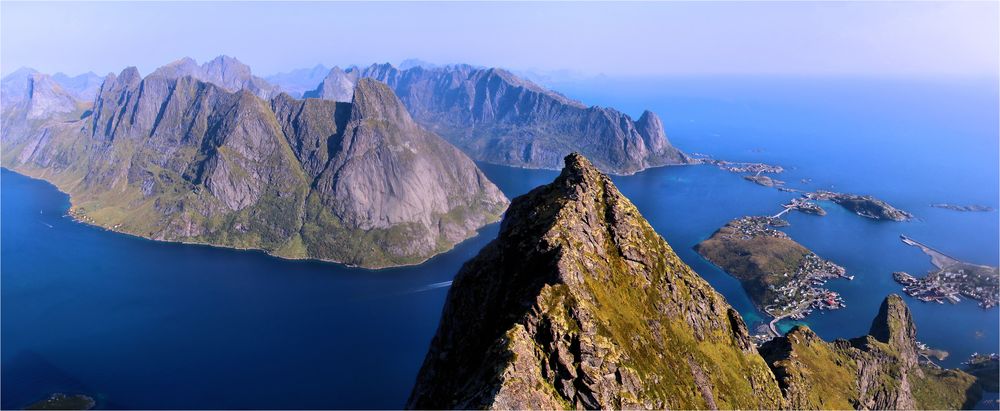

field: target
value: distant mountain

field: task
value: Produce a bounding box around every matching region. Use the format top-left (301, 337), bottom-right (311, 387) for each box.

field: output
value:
top-left (1, 69), bottom-right (82, 121)
top-left (407, 153), bottom-right (980, 409)
top-left (397, 58), bottom-right (440, 70)
top-left (1, 66), bottom-right (507, 268)
top-left (265, 64), bottom-right (330, 98)
top-left (303, 66), bottom-right (356, 102)
top-left (150, 55), bottom-right (279, 99)
top-left (304, 63), bottom-right (688, 174)
top-left (51, 71), bottom-right (103, 101)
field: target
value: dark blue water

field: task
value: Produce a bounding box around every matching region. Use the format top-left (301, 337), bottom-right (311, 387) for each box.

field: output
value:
top-left (3, 76), bottom-right (998, 408)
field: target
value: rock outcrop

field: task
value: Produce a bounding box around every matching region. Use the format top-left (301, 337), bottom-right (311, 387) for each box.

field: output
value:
top-left (1, 66), bottom-right (507, 269)
top-left (408, 153), bottom-right (785, 409)
top-left (760, 295), bottom-right (980, 410)
top-left (305, 64), bottom-right (688, 174)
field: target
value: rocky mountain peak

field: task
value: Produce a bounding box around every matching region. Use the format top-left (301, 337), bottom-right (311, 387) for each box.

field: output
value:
top-left (23, 73), bottom-right (78, 119)
top-left (867, 294), bottom-right (919, 365)
top-left (409, 153), bottom-right (786, 409)
top-left (1, 67), bottom-right (40, 105)
top-left (303, 66), bottom-right (357, 101)
top-left (117, 66), bottom-right (142, 86)
top-left (349, 78), bottom-right (412, 126)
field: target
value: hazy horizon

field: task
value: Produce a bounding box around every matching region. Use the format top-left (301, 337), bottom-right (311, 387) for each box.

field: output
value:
top-left (2, 1), bottom-right (997, 80)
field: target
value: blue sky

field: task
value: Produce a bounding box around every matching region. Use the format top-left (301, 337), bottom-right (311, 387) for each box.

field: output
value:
top-left (1, 1), bottom-right (997, 78)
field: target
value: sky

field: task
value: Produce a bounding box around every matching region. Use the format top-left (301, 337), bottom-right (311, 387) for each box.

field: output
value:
top-left (1, 1), bottom-right (997, 79)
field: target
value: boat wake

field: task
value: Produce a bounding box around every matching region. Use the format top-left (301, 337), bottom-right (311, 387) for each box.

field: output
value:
top-left (410, 281), bottom-right (453, 294)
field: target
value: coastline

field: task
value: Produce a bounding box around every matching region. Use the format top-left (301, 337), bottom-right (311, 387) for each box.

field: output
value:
top-left (2, 167), bottom-right (502, 271)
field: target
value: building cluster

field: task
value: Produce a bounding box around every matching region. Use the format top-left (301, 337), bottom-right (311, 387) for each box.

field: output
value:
top-left (701, 159), bottom-right (784, 174)
top-left (727, 216), bottom-right (790, 240)
top-left (763, 253), bottom-right (849, 319)
top-left (893, 268), bottom-right (999, 309)
top-left (784, 197), bottom-right (826, 215)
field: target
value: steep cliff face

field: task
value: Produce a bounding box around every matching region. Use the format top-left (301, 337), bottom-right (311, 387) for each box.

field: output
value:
top-left (760, 295), bottom-right (980, 410)
top-left (408, 153), bottom-right (784, 409)
top-left (305, 64), bottom-right (687, 174)
top-left (294, 79), bottom-right (510, 264)
top-left (2, 67), bottom-right (507, 268)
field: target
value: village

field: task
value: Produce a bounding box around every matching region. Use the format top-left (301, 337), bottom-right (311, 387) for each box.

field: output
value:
top-left (896, 236), bottom-right (999, 309)
top-left (720, 216), bottom-right (852, 338)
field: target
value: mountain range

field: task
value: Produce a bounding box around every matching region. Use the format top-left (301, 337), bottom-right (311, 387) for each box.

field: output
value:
top-left (300, 63), bottom-right (688, 174)
top-left (407, 153), bottom-right (983, 409)
top-left (1, 60), bottom-right (507, 268)
top-left (1, 55), bottom-right (689, 267)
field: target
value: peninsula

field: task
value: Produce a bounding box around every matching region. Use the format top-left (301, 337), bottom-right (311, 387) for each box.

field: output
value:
top-left (893, 235), bottom-right (999, 308)
top-left (694, 216), bottom-right (851, 336)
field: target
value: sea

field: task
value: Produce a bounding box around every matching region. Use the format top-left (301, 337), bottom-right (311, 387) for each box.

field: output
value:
top-left (2, 75), bottom-right (998, 409)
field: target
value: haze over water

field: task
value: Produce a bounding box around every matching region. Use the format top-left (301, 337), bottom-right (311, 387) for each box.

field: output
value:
top-left (2, 75), bottom-right (998, 409)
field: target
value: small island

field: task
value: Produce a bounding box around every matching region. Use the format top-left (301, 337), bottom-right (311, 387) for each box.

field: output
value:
top-left (774, 196), bottom-right (826, 217)
top-left (893, 235), bottom-right (999, 308)
top-left (693, 157), bottom-right (784, 174)
top-left (811, 190), bottom-right (913, 221)
top-left (931, 203), bottom-right (996, 212)
top-left (695, 216), bottom-right (851, 337)
top-left (744, 174), bottom-right (785, 187)
top-left (25, 393), bottom-right (95, 410)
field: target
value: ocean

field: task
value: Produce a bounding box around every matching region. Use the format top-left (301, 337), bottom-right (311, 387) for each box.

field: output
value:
top-left (2, 75), bottom-right (997, 408)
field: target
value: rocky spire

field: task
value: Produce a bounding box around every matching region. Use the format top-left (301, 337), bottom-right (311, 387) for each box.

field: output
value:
top-left (869, 294), bottom-right (919, 366)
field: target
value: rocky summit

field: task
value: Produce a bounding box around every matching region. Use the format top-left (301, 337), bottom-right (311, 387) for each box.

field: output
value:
top-left (408, 153), bottom-right (982, 410)
top-left (304, 64), bottom-right (688, 175)
top-left (0, 64), bottom-right (508, 269)
top-left (408, 153), bottom-right (785, 409)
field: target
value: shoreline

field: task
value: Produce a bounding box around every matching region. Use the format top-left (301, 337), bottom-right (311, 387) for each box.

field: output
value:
top-left (3, 167), bottom-right (501, 272)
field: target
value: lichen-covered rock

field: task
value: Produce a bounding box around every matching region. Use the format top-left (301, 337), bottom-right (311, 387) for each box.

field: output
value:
top-left (408, 153), bottom-right (785, 409)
